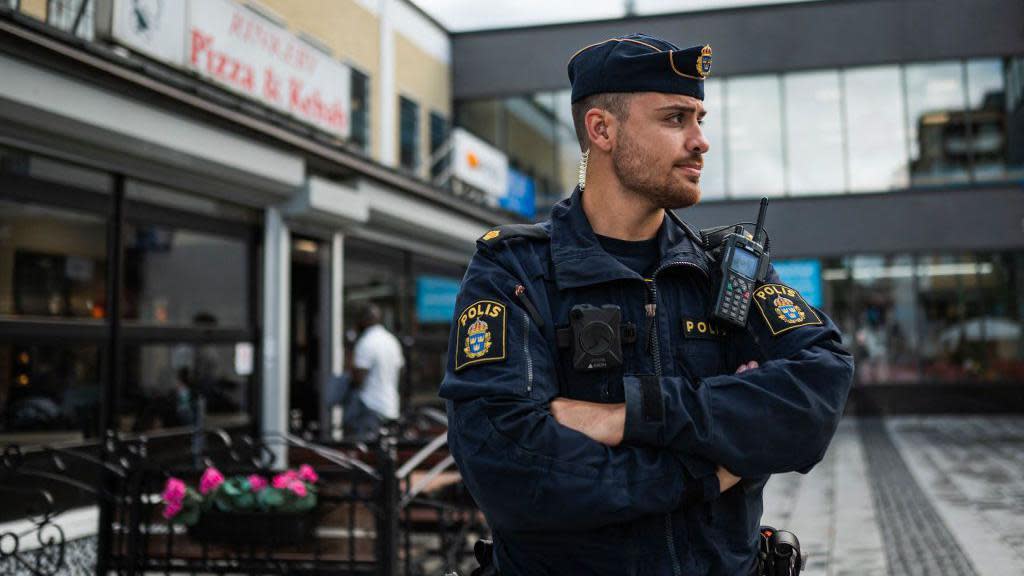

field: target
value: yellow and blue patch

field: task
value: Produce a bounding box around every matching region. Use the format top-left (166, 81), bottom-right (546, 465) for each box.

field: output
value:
top-left (454, 300), bottom-right (507, 371)
top-left (752, 284), bottom-right (822, 336)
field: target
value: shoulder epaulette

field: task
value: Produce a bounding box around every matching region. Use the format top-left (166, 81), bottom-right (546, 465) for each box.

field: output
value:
top-left (477, 223), bottom-right (550, 249)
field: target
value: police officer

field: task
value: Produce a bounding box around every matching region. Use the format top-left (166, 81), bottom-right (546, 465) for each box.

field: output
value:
top-left (439, 33), bottom-right (854, 575)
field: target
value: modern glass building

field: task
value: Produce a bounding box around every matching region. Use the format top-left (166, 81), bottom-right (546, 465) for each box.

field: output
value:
top-left (451, 0), bottom-right (1024, 410)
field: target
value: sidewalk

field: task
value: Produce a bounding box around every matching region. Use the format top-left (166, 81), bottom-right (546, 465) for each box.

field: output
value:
top-left (762, 416), bottom-right (1024, 576)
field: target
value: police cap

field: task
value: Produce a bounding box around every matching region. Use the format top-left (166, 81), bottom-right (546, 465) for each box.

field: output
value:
top-left (568, 33), bottom-right (712, 103)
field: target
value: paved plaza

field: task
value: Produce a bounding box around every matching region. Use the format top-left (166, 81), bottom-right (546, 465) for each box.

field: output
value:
top-left (763, 416), bottom-right (1024, 576)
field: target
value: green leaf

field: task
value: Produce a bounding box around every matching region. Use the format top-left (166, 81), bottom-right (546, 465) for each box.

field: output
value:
top-left (257, 488), bottom-right (285, 509)
top-left (176, 506), bottom-right (201, 527)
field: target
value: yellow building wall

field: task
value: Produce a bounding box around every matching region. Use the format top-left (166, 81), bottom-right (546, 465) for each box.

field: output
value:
top-left (254, 0), bottom-right (452, 175)
top-left (19, 0), bottom-right (47, 20)
top-left (258, 0), bottom-right (383, 160)
top-left (394, 31), bottom-right (451, 180)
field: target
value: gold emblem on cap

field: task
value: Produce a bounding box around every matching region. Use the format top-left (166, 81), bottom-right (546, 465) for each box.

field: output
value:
top-left (482, 229), bottom-right (500, 241)
top-left (696, 45), bottom-right (712, 79)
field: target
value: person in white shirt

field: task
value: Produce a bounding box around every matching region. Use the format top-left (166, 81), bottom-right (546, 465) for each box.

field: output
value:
top-left (346, 303), bottom-right (405, 439)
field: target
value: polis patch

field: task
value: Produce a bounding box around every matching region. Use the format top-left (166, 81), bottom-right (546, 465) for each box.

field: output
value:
top-left (454, 300), bottom-right (507, 371)
top-left (752, 284), bottom-right (822, 336)
top-left (683, 318), bottom-right (726, 339)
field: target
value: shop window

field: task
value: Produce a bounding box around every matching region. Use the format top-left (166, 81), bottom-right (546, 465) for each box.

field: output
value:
top-left (848, 255), bottom-right (920, 384)
top-left (407, 256), bottom-right (465, 408)
top-left (120, 343), bottom-right (252, 433)
top-left (122, 225), bottom-right (249, 328)
top-left (429, 111), bottom-right (450, 184)
top-left (0, 199), bottom-right (107, 320)
top-left (350, 68), bottom-right (371, 153)
top-left (400, 96), bottom-right (420, 173)
top-left (918, 253), bottom-right (989, 382)
top-left (0, 343), bottom-right (102, 437)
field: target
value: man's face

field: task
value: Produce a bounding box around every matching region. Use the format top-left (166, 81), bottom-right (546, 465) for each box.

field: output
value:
top-left (610, 92), bottom-right (710, 210)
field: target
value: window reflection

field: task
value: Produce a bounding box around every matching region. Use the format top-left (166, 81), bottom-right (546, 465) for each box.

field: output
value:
top-left (848, 255), bottom-right (919, 384)
top-left (455, 99), bottom-right (503, 149)
top-left (980, 253), bottom-right (1024, 382)
top-left (506, 95), bottom-right (558, 209)
top-left (0, 200), bottom-right (107, 320)
top-left (843, 66), bottom-right (909, 192)
top-left (699, 79), bottom-right (726, 200)
top-left (121, 343), bottom-right (251, 433)
top-left (966, 59), bottom-right (1009, 181)
top-left (0, 344), bottom-right (101, 436)
top-left (916, 254), bottom-right (993, 382)
top-left (453, 57), bottom-right (1020, 203)
top-left (123, 225), bottom-right (249, 328)
top-left (784, 71), bottom-right (844, 195)
top-left (725, 75), bottom-right (784, 197)
top-left (905, 61), bottom-right (970, 185)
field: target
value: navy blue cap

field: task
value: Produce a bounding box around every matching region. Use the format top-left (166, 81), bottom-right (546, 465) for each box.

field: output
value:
top-left (568, 33), bottom-right (712, 103)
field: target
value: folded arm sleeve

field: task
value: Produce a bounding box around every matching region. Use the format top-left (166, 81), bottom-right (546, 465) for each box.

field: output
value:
top-left (622, 270), bottom-right (855, 477)
top-left (440, 248), bottom-right (717, 533)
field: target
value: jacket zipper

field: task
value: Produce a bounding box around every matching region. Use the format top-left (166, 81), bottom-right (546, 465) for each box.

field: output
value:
top-left (646, 260), bottom-right (707, 576)
top-left (515, 285), bottom-right (540, 393)
top-left (522, 310), bottom-right (533, 393)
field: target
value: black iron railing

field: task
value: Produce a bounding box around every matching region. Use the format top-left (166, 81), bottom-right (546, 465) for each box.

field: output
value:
top-left (1, 411), bottom-right (485, 575)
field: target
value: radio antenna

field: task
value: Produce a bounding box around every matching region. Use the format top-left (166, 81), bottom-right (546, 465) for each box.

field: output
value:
top-left (753, 197), bottom-right (768, 245)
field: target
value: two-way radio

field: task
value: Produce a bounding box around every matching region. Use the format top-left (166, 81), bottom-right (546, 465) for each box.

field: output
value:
top-left (711, 198), bottom-right (771, 327)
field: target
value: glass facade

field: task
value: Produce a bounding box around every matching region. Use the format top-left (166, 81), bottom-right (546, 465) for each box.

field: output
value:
top-left (814, 251), bottom-right (1024, 386)
top-left (455, 56), bottom-right (1022, 212)
top-left (0, 148), bottom-right (257, 442)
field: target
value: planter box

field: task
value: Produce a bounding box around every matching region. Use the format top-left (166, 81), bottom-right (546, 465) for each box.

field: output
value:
top-left (188, 508), bottom-right (317, 547)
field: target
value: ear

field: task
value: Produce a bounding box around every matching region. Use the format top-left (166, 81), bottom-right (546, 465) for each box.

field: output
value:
top-left (584, 108), bottom-right (615, 153)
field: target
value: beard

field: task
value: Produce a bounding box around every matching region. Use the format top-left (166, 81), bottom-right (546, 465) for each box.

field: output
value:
top-left (611, 127), bottom-right (702, 210)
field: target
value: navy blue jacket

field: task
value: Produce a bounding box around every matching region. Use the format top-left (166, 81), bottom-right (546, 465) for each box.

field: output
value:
top-left (440, 188), bottom-right (854, 575)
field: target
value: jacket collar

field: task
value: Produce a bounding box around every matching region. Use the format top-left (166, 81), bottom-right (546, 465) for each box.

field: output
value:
top-left (548, 186), bottom-right (708, 290)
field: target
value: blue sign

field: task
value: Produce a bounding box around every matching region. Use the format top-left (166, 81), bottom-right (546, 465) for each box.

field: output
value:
top-left (772, 260), bottom-right (822, 308)
top-left (500, 168), bottom-right (536, 219)
top-left (416, 276), bottom-right (462, 323)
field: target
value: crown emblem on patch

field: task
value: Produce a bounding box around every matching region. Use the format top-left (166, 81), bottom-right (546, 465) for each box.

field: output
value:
top-left (696, 45), bottom-right (712, 78)
top-left (773, 295), bottom-right (806, 325)
top-left (463, 319), bottom-right (493, 359)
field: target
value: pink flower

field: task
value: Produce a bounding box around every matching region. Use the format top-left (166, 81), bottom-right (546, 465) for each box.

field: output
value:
top-left (298, 464), bottom-right (318, 484)
top-left (162, 499), bottom-right (183, 519)
top-left (287, 480), bottom-right (308, 498)
top-left (248, 474), bottom-right (268, 492)
top-left (161, 477), bottom-right (186, 504)
top-left (199, 467), bottom-right (225, 495)
top-left (272, 472), bottom-right (294, 489)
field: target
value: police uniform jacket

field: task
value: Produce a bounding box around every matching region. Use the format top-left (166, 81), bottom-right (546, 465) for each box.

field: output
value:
top-left (439, 187), bottom-right (854, 575)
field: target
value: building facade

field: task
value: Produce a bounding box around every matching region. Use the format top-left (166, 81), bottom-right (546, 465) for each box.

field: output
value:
top-left (0, 0), bottom-right (497, 471)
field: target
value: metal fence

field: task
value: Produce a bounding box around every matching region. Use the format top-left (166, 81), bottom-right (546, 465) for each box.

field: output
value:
top-left (1, 413), bottom-right (483, 575)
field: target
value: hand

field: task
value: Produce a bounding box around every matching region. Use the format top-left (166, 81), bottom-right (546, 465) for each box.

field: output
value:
top-left (716, 466), bottom-right (741, 493)
top-left (550, 398), bottom-right (625, 447)
top-left (735, 360), bottom-right (759, 374)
